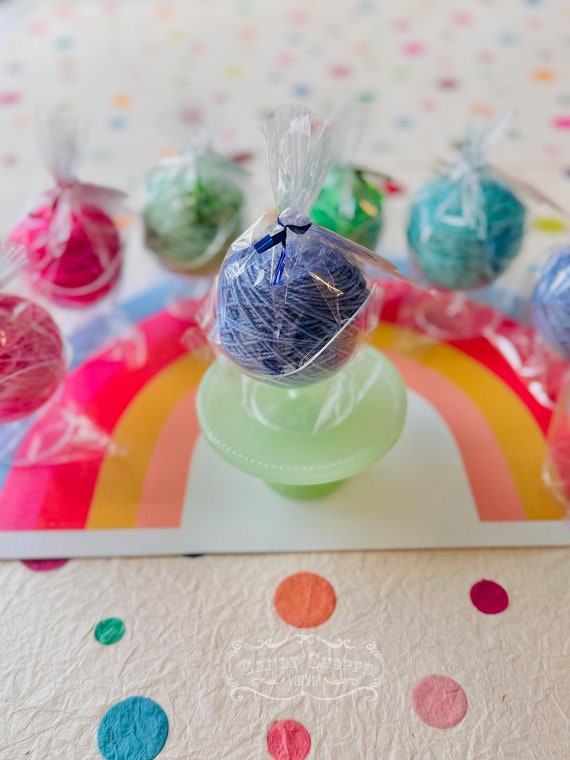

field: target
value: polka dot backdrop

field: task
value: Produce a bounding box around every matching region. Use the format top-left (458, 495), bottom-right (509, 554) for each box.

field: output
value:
top-left (0, 2), bottom-right (570, 758)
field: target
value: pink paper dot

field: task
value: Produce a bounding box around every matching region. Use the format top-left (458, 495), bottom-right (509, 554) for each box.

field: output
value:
top-left (451, 10), bottom-right (473, 25)
top-left (393, 17), bottom-right (412, 32)
top-left (402, 41), bottom-right (425, 56)
top-left (0, 92), bottom-right (21, 106)
top-left (470, 579), bottom-right (509, 614)
top-left (276, 52), bottom-right (295, 67)
top-left (22, 559), bottom-right (69, 572)
top-left (553, 116), bottom-right (570, 130)
top-left (330, 64), bottom-right (351, 78)
top-left (267, 720), bottom-right (311, 760)
top-left (412, 675), bottom-right (468, 729)
top-left (420, 98), bottom-right (437, 112)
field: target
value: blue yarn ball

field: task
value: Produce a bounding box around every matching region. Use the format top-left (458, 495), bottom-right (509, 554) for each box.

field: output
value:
top-left (218, 230), bottom-right (370, 386)
top-left (531, 247), bottom-right (570, 360)
top-left (407, 172), bottom-right (526, 291)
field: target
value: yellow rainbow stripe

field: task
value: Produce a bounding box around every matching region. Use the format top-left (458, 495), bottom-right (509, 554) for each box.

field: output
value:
top-left (86, 353), bottom-right (203, 529)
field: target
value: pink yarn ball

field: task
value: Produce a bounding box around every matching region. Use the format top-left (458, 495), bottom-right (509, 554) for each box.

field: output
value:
top-left (0, 295), bottom-right (66, 422)
top-left (10, 200), bottom-right (123, 308)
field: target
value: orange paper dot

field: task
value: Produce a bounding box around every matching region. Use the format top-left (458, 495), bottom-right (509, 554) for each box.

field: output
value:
top-left (274, 572), bottom-right (336, 628)
top-left (470, 102), bottom-right (494, 117)
top-left (112, 93), bottom-right (133, 109)
top-left (533, 68), bottom-right (556, 83)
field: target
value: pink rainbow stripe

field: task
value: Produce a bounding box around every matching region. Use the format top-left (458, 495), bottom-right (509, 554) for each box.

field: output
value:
top-left (388, 351), bottom-right (526, 522)
top-left (135, 389), bottom-right (200, 528)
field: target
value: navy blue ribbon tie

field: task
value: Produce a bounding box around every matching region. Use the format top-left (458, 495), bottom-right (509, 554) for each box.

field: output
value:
top-left (253, 216), bottom-right (312, 285)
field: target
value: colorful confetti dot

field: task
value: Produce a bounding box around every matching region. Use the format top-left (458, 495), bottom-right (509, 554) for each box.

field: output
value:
top-left (330, 64), bottom-right (352, 78)
top-left (533, 68), bottom-right (556, 83)
top-left (54, 36), bottom-right (74, 51)
top-left (6, 61), bottom-right (24, 74)
top-left (109, 116), bottom-right (127, 130)
top-left (11, 113), bottom-right (29, 128)
top-left (498, 31), bottom-right (518, 46)
top-left (354, 40), bottom-right (372, 56)
top-left (168, 28), bottom-right (186, 43)
top-left (28, 21), bottom-right (47, 35)
top-left (289, 10), bottom-right (310, 25)
top-left (438, 77), bottom-right (459, 90)
top-left (292, 83), bottom-right (311, 98)
top-left (395, 115), bottom-right (413, 129)
top-left (0, 91), bottom-right (21, 106)
top-left (478, 50), bottom-right (494, 64)
top-left (95, 618), bottom-right (125, 645)
top-left (237, 26), bottom-right (256, 43)
top-left (22, 559), bottom-right (68, 571)
top-left (55, 4), bottom-right (74, 20)
top-left (532, 217), bottom-right (567, 233)
top-left (180, 106), bottom-right (203, 124)
top-left (1, 154), bottom-right (18, 167)
top-left (267, 720), bottom-right (311, 760)
top-left (274, 572), bottom-right (336, 628)
top-left (420, 98), bottom-right (437, 112)
top-left (276, 52), bottom-right (296, 67)
top-left (223, 64), bottom-right (244, 78)
top-left (402, 41), bottom-right (425, 56)
top-left (112, 93), bottom-right (133, 109)
top-left (98, 697), bottom-right (169, 760)
top-left (470, 579), bottom-right (509, 614)
top-left (393, 17), bottom-right (412, 33)
top-left (154, 4), bottom-right (174, 20)
top-left (412, 675), bottom-right (468, 729)
top-left (451, 11), bottom-right (473, 26)
top-left (470, 102), bottom-right (494, 116)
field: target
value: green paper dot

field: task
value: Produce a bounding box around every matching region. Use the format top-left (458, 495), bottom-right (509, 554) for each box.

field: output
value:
top-left (95, 618), bottom-right (125, 645)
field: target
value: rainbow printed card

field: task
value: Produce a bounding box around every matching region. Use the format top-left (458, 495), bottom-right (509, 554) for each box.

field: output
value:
top-left (0, 281), bottom-right (568, 559)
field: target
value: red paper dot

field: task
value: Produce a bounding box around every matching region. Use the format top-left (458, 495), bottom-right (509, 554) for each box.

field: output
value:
top-left (274, 572), bottom-right (336, 628)
top-left (470, 579), bottom-right (509, 614)
top-left (412, 675), bottom-right (468, 729)
top-left (267, 720), bottom-right (311, 760)
top-left (22, 559), bottom-right (68, 572)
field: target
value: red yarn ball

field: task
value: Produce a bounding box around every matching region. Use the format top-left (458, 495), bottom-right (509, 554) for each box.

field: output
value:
top-left (0, 295), bottom-right (66, 422)
top-left (10, 200), bottom-right (123, 308)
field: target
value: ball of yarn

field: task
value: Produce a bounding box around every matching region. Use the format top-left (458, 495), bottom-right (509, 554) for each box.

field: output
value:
top-left (218, 232), bottom-right (370, 386)
top-left (143, 163), bottom-right (244, 276)
top-left (407, 173), bottom-right (526, 291)
top-left (10, 202), bottom-right (122, 308)
top-left (0, 295), bottom-right (66, 422)
top-left (531, 247), bottom-right (570, 360)
top-left (310, 166), bottom-right (383, 251)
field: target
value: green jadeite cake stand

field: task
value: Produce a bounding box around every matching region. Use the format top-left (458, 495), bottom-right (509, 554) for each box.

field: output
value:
top-left (196, 346), bottom-right (407, 499)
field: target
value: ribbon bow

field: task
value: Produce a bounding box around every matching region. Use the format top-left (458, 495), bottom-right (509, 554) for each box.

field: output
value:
top-left (253, 215), bottom-right (312, 285)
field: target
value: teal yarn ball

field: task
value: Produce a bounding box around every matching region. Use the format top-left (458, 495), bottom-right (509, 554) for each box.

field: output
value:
top-left (143, 156), bottom-right (245, 276)
top-left (310, 166), bottom-right (384, 251)
top-left (407, 172), bottom-right (526, 291)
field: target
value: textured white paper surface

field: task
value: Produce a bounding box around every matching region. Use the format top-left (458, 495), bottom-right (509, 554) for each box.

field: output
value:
top-left (1, 1), bottom-right (570, 758)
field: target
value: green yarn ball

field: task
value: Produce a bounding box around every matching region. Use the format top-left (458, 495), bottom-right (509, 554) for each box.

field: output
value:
top-left (310, 166), bottom-right (384, 251)
top-left (143, 154), bottom-right (245, 276)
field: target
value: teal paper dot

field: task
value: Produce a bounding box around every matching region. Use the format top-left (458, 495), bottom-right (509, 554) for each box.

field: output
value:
top-left (94, 618), bottom-right (125, 646)
top-left (97, 697), bottom-right (169, 760)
